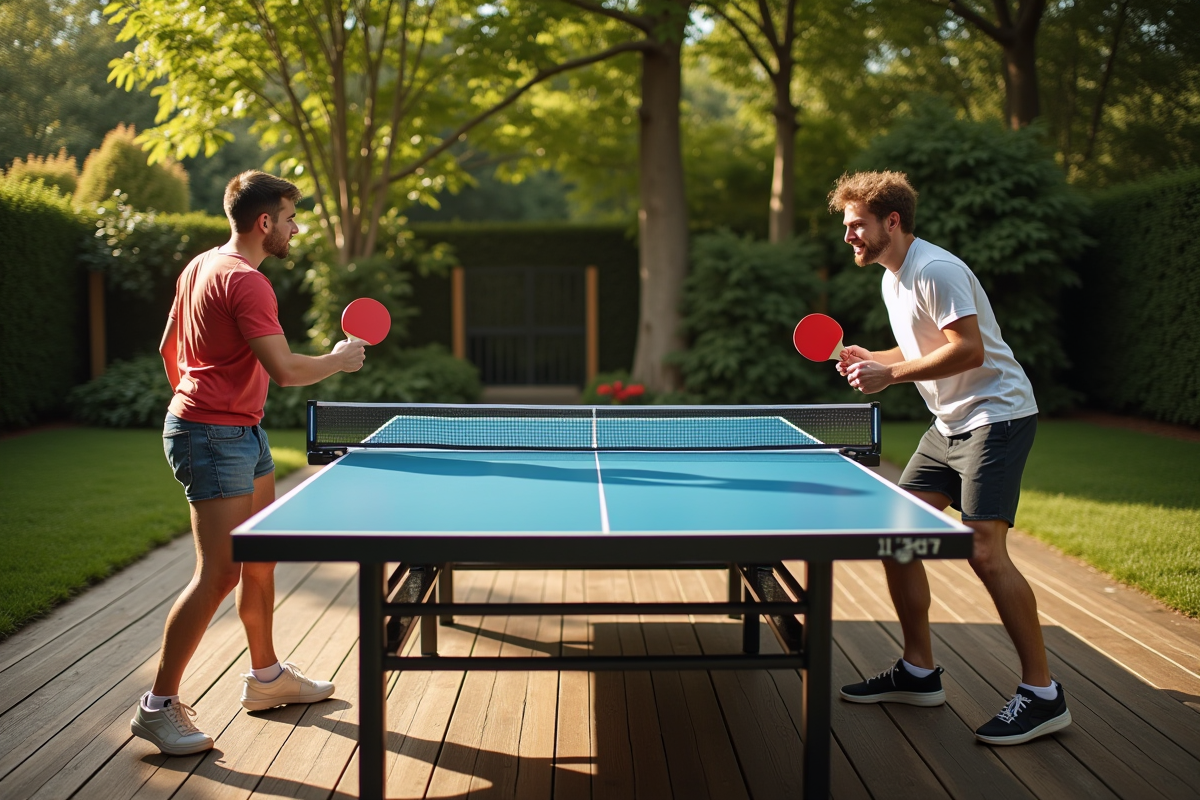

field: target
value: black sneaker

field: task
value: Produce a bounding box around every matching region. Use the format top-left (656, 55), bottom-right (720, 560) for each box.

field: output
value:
top-left (975, 684), bottom-right (1072, 745)
top-left (840, 659), bottom-right (946, 706)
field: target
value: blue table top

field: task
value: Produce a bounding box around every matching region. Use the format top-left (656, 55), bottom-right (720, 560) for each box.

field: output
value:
top-left (241, 449), bottom-right (963, 537)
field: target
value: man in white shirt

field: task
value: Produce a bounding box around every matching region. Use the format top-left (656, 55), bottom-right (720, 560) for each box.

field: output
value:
top-left (828, 170), bottom-right (1071, 745)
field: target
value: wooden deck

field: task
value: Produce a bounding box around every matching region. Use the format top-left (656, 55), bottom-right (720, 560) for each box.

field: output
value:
top-left (2, 466), bottom-right (1198, 800)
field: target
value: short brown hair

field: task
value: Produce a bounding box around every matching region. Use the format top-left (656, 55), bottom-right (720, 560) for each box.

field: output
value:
top-left (223, 170), bottom-right (302, 233)
top-left (828, 171), bottom-right (918, 234)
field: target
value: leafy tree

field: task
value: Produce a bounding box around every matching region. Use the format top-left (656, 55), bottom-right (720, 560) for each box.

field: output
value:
top-left (105, 0), bottom-right (648, 266)
top-left (2, 150), bottom-right (80, 197)
top-left (828, 101), bottom-right (1089, 415)
top-left (0, 0), bottom-right (158, 167)
top-left (75, 125), bottom-right (190, 212)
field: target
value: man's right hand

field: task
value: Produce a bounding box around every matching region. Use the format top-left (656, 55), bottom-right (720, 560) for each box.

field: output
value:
top-left (332, 338), bottom-right (366, 372)
top-left (836, 345), bottom-right (872, 376)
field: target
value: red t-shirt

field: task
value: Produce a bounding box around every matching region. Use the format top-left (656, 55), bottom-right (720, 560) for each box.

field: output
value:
top-left (166, 249), bottom-right (285, 425)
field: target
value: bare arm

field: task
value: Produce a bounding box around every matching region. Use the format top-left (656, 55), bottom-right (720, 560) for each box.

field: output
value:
top-left (159, 317), bottom-right (181, 390)
top-left (247, 334), bottom-right (365, 387)
top-left (844, 315), bottom-right (985, 394)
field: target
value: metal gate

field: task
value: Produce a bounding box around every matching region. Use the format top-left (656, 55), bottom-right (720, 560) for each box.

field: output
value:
top-left (464, 266), bottom-right (586, 385)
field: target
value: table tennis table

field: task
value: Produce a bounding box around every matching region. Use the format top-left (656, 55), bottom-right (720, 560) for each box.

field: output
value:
top-left (233, 401), bottom-right (973, 799)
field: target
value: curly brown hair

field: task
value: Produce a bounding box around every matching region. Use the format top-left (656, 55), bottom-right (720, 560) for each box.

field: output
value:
top-left (828, 171), bottom-right (918, 234)
top-left (223, 170), bottom-right (302, 234)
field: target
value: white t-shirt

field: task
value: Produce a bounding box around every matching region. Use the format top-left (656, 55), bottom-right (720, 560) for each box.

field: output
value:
top-left (881, 238), bottom-right (1038, 435)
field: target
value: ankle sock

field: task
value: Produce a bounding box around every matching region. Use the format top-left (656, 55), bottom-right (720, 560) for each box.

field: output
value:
top-left (143, 691), bottom-right (179, 711)
top-left (901, 659), bottom-right (935, 679)
top-left (1019, 680), bottom-right (1058, 701)
top-left (251, 662), bottom-right (284, 683)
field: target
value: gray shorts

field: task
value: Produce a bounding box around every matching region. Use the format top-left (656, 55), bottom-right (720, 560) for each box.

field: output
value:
top-left (899, 414), bottom-right (1037, 526)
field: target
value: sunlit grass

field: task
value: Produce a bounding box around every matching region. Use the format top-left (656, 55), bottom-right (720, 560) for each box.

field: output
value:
top-left (882, 419), bottom-right (1200, 618)
top-left (0, 427), bottom-right (306, 638)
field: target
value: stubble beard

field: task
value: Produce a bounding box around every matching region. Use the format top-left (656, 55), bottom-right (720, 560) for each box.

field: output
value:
top-left (264, 224), bottom-right (291, 259)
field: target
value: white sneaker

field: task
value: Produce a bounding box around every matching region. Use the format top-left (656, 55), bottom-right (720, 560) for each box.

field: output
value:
top-left (130, 699), bottom-right (214, 755)
top-left (240, 662), bottom-right (335, 711)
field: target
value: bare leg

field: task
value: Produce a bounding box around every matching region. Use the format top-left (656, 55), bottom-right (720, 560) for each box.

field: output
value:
top-left (237, 473), bottom-right (279, 669)
top-left (151, 492), bottom-right (255, 697)
top-left (881, 489), bottom-right (949, 670)
top-left (967, 518), bottom-right (1051, 686)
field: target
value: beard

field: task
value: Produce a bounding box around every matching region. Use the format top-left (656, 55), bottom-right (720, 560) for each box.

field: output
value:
top-left (854, 227), bottom-right (891, 267)
top-left (263, 223), bottom-right (291, 259)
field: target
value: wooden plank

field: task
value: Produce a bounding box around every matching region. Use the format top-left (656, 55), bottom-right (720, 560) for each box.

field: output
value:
top-left (587, 570), bottom-right (636, 800)
top-left (67, 562), bottom-right (324, 799)
top-left (0, 560), bottom-right (316, 785)
top-left (684, 569), bottom-right (808, 800)
top-left (554, 569), bottom-right (593, 800)
top-left (638, 569), bottom-right (750, 800)
top-left (423, 569), bottom-right (516, 797)
top-left (513, 569), bottom-right (564, 800)
top-left (468, 569), bottom-right (549, 798)
top-left (0, 534), bottom-right (194, 674)
top-left (172, 563), bottom-right (360, 800)
top-left (610, 570), bottom-right (672, 799)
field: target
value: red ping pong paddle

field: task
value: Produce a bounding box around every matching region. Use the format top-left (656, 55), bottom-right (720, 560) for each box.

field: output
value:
top-left (341, 298), bottom-right (392, 345)
top-left (793, 313), bottom-right (845, 361)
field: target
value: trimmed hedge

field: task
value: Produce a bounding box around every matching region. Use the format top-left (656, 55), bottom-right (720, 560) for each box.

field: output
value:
top-left (1067, 169), bottom-right (1200, 426)
top-left (0, 181), bottom-right (90, 428)
top-left (406, 223), bottom-right (640, 374)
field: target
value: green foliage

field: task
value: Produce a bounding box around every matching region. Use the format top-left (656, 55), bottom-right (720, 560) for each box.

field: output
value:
top-left (0, 179), bottom-right (89, 428)
top-left (830, 102), bottom-right (1090, 416)
top-left (68, 355), bottom-right (173, 428)
top-left (75, 125), bottom-right (189, 213)
top-left (1068, 168), bottom-right (1200, 426)
top-left (264, 345), bottom-right (482, 428)
top-left (0, 0), bottom-right (159, 170)
top-left (294, 210), bottom-right (456, 350)
top-left (3, 149), bottom-right (80, 197)
top-left (670, 229), bottom-right (838, 404)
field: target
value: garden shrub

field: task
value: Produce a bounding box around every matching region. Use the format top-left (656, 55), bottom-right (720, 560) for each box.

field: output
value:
top-left (74, 125), bottom-right (189, 213)
top-left (68, 355), bottom-right (173, 427)
top-left (3, 149), bottom-right (79, 196)
top-left (670, 230), bottom-right (840, 404)
top-left (0, 180), bottom-right (89, 428)
top-left (830, 101), bottom-right (1090, 416)
top-left (263, 345), bottom-right (482, 428)
top-left (1067, 168), bottom-right (1200, 426)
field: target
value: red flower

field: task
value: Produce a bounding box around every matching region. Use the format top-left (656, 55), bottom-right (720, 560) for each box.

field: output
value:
top-left (596, 384), bottom-right (613, 396)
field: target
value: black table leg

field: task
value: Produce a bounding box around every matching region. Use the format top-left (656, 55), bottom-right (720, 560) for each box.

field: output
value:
top-left (359, 562), bottom-right (387, 799)
top-left (728, 563), bottom-right (741, 619)
top-left (803, 560), bottom-right (833, 799)
top-left (439, 562), bottom-right (454, 625)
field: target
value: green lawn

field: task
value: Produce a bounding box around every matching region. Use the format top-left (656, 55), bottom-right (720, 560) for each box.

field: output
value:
top-left (882, 420), bottom-right (1200, 619)
top-left (0, 427), bottom-right (306, 638)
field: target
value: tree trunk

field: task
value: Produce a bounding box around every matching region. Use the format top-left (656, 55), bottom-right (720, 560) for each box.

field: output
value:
top-left (768, 72), bottom-right (797, 243)
top-left (1003, 33), bottom-right (1040, 129)
top-left (631, 35), bottom-right (689, 394)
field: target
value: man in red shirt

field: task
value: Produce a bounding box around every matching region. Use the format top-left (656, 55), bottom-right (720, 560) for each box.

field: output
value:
top-left (130, 171), bottom-right (366, 755)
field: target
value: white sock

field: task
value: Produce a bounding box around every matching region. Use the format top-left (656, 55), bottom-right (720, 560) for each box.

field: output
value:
top-left (1019, 680), bottom-right (1058, 701)
top-left (251, 662), bottom-right (284, 683)
top-left (901, 659), bottom-right (935, 679)
top-left (143, 691), bottom-right (178, 711)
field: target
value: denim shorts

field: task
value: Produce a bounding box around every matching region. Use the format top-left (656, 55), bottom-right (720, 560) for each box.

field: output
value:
top-left (898, 414), bottom-right (1037, 526)
top-left (163, 413), bottom-right (275, 502)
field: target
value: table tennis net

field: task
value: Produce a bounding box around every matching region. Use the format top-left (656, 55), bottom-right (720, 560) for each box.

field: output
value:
top-left (306, 401), bottom-right (880, 459)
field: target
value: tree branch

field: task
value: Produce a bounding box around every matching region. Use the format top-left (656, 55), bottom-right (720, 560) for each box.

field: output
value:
top-left (704, 3), bottom-right (775, 76)
top-left (386, 39), bottom-right (655, 187)
top-left (556, 0), bottom-right (653, 33)
top-left (938, 0), bottom-right (1006, 45)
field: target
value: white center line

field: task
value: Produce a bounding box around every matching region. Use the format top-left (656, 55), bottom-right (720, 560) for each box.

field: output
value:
top-left (594, 450), bottom-right (611, 534)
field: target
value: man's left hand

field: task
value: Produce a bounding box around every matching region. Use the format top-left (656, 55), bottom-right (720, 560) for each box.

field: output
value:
top-left (845, 360), bottom-right (892, 394)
